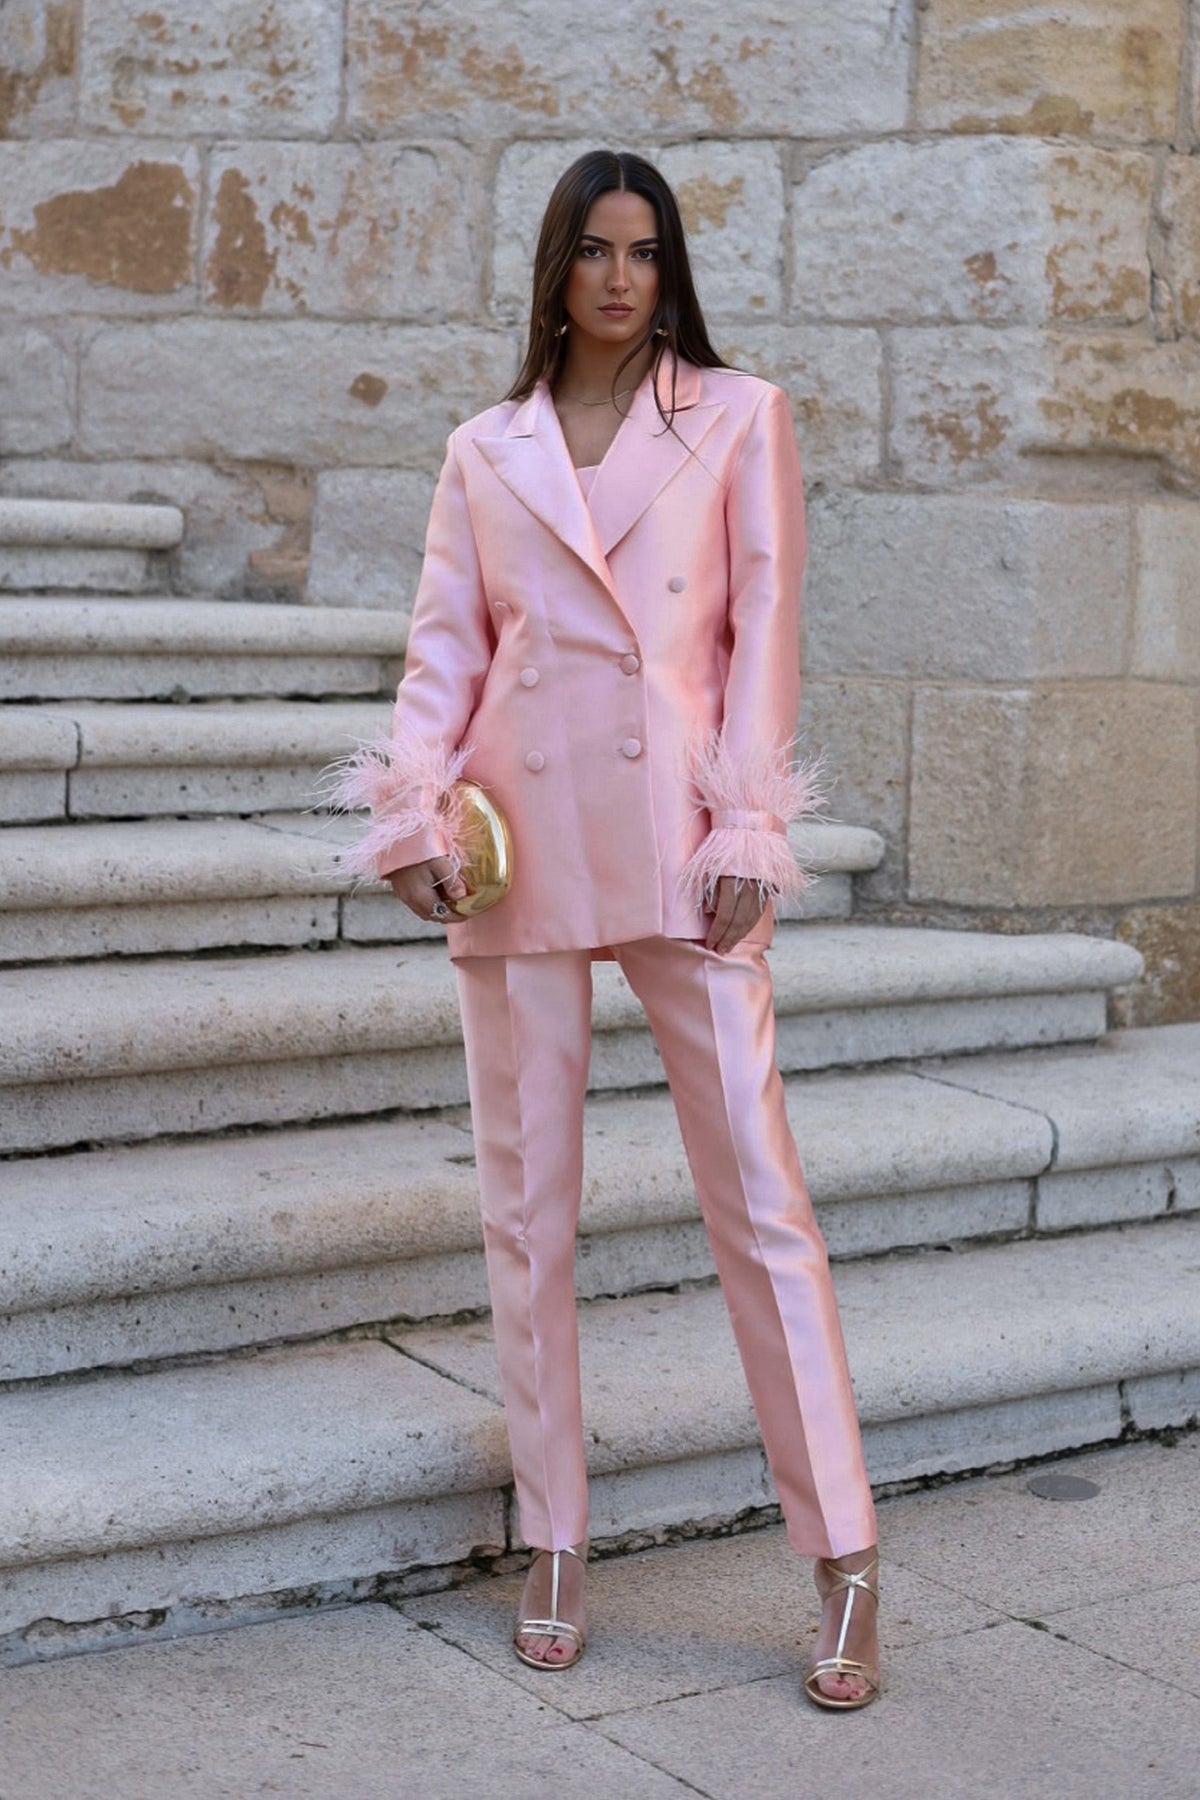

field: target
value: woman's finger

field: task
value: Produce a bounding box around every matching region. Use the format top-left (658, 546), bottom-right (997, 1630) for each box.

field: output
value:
top-left (708, 877), bottom-right (766, 954)
top-left (427, 854), bottom-right (467, 902)
top-left (704, 876), bottom-right (738, 952)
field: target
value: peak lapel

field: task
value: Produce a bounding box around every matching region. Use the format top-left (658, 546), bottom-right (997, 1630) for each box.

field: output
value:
top-left (473, 384), bottom-right (614, 596)
top-left (586, 359), bottom-right (725, 558)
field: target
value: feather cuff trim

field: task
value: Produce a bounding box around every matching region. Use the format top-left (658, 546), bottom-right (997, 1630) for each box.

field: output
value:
top-left (318, 730), bottom-right (473, 880)
top-left (681, 730), bottom-right (828, 908)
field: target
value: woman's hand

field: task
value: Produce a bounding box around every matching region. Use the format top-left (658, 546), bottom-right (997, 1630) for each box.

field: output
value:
top-left (388, 856), bottom-right (468, 924)
top-left (705, 875), bottom-right (767, 955)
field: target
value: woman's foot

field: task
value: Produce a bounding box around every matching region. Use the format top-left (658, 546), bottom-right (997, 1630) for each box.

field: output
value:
top-left (514, 1541), bottom-right (588, 1668)
top-left (807, 1547), bottom-right (880, 1707)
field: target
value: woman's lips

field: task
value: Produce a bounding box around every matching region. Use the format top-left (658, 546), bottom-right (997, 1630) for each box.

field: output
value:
top-left (600, 304), bottom-right (633, 315)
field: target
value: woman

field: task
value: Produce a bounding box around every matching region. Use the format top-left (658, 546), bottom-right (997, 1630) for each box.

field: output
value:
top-left (334, 150), bottom-right (881, 1710)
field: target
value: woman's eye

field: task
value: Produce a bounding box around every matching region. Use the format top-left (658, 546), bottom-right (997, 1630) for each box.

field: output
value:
top-left (634, 247), bottom-right (658, 260)
top-left (579, 244), bottom-right (604, 258)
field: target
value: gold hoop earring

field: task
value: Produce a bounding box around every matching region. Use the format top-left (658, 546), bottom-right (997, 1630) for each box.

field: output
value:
top-left (556, 320), bottom-right (569, 337)
top-left (654, 325), bottom-right (669, 337)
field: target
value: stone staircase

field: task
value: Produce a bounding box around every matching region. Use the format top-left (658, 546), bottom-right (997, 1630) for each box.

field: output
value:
top-left (1, 499), bottom-right (1197, 1663)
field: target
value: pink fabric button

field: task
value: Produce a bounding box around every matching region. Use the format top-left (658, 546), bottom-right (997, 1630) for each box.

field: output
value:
top-left (524, 750), bottom-right (545, 772)
top-left (620, 653), bottom-right (641, 675)
top-left (519, 667), bottom-right (540, 687)
top-left (668, 575), bottom-right (687, 592)
top-left (620, 738), bottom-right (642, 759)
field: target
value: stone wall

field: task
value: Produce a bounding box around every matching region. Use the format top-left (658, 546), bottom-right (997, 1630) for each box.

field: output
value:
top-left (2, 1), bottom-right (1198, 1020)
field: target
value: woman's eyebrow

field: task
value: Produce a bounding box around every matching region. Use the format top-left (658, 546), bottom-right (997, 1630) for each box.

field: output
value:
top-left (580, 233), bottom-right (660, 247)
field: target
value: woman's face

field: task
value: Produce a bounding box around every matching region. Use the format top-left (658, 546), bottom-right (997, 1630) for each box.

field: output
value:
top-left (561, 189), bottom-right (661, 347)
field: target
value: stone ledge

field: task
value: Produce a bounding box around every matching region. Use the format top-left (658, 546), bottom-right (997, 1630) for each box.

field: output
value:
top-left (0, 815), bottom-right (884, 911)
top-left (2, 1216), bottom-right (1194, 1635)
top-left (0, 1059), bottom-right (1054, 1321)
top-left (0, 703), bottom-right (386, 772)
top-left (0, 499), bottom-right (183, 550)
top-left (0, 926), bottom-right (1144, 1090)
top-left (0, 599), bottom-right (408, 654)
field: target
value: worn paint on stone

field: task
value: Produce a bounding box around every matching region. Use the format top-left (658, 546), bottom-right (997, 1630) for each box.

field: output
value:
top-left (1116, 904), bottom-right (1200, 1028)
top-left (2, 159), bottom-right (194, 294)
top-left (348, 373), bottom-right (387, 407)
top-left (239, 462), bottom-right (313, 599)
top-left (79, 0), bottom-right (342, 135)
top-left (1038, 338), bottom-right (1200, 485)
top-left (345, 0), bottom-right (909, 138)
top-left (205, 168), bottom-right (276, 309)
top-left (791, 140), bottom-right (1150, 327)
top-left (917, 0), bottom-right (1184, 143)
top-left (0, 1), bottom-right (75, 136)
top-left (202, 144), bottom-right (477, 318)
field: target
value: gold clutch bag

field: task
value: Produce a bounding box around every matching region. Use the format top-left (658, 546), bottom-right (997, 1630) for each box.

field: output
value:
top-left (447, 780), bottom-right (513, 917)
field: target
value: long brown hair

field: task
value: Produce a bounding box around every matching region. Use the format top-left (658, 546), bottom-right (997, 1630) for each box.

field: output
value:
top-left (505, 150), bottom-right (730, 425)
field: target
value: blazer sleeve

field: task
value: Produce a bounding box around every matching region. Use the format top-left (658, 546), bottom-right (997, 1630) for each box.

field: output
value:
top-left (325, 430), bottom-right (495, 880)
top-left (680, 382), bottom-right (825, 908)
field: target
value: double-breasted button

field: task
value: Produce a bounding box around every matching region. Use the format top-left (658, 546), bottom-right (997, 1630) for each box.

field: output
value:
top-left (519, 666), bottom-right (540, 687)
top-left (668, 575), bottom-right (687, 593)
top-left (620, 738), bottom-right (643, 760)
top-left (620, 653), bottom-right (641, 675)
top-left (524, 750), bottom-right (545, 772)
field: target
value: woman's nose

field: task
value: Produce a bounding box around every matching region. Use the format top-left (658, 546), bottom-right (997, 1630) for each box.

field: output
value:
top-left (608, 259), bottom-right (630, 291)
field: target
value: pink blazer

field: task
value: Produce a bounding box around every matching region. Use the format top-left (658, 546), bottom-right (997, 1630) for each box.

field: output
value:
top-left (334, 355), bottom-right (819, 960)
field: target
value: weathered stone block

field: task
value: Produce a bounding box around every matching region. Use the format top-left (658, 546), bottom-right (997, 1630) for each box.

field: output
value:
top-left (1132, 503), bottom-right (1200, 681)
top-left (308, 468), bottom-right (435, 610)
top-left (890, 325), bottom-right (1038, 485)
top-left (77, 322), bottom-right (518, 466)
top-left (891, 329), bottom-right (1200, 488)
top-left (717, 325), bottom-right (882, 485)
top-left (909, 683), bottom-right (1199, 906)
top-left (798, 678), bottom-right (908, 901)
top-left (1040, 337), bottom-right (1200, 487)
top-left (1115, 903), bottom-right (1200, 1027)
top-left (0, 142), bottom-right (198, 309)
top-left (792, 139), bottom-right (1151, 325)
top-left (805, 492), bottom-right (1132, 679)
top-left (917, 0), bottom-right (1184, 142)
top-left (0, 0), bottom-right (75, 136)
top-left (1159, 156), bottom-right (1200, 339)
top-left (203, 143), bottom-right (480, 319)
top-left (0, 322), bottom-right (72, 453)
top-left (659, 141), bottom-right (785, 319)
top-left (492, 138), bottom-right (785, 322)
top-left (0, 456), bottom-right (316, 601)
top-left (79, 0), bottom-right (342, 136)
top-left (346, 0), bottom-right (910, 138)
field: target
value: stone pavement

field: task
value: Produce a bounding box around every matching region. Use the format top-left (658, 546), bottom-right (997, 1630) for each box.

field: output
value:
top-left (1, 1435), bottom-right (1196, 1800)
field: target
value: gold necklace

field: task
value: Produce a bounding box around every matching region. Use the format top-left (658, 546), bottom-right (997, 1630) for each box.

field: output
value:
top-left (557, 385), bottom-right (635, 408)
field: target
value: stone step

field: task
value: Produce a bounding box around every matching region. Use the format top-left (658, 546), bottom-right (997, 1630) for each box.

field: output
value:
top-left (0, 499), bottom-right (184, 596)
top-left (1, 1024), bottom-right (1194, 1381)
top-left (0, 600), bottom-right (406, 700)
top-left (0, 814), bottom-right (884, 960)
top-left (0, 925), bottom-right (1143, 1154)
top-left (2, 1215), bottom-right (1195, 1644)
top-left (0, 701), bottom-right (389, 823)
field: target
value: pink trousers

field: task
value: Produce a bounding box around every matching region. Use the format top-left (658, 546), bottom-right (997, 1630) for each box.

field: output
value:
top-left (454, 933), bottom-right (878, 1560)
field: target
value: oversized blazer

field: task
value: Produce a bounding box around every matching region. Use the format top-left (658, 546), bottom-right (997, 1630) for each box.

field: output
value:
top-left (334, 355), bottom-right (819, 960)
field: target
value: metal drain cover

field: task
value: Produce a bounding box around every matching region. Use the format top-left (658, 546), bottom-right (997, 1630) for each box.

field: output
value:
top-left (1026, 1473), bottom-right (1101, 1501)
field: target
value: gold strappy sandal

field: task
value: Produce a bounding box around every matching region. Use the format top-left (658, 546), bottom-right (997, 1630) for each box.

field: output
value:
top-left (513, 1544), bottom-right (587, 1671)
top-left (804, 1553), bottom-right (880, 1711)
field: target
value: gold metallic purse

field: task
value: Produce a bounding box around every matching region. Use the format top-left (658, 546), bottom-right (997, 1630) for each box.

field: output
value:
top-left (446, 780), bottom-right (513, 917)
